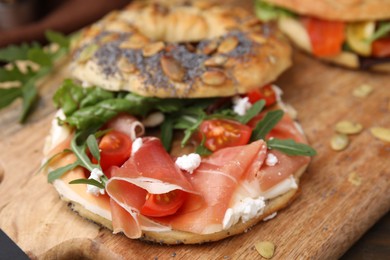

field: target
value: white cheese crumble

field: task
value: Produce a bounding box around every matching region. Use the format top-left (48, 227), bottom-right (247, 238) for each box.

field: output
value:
top-left (232, 96), bottom-right (252, 116)
top-left (131, 137), bottom-right (143, 156)
top-left (222, 197), bottom-right (266, 230)
top-left (175, 153), bottom-right (201, 174)
top-left (86, 168), bottom-right (105, 196)
top-left (265, 153), bottom-right (278, 166)
top-left (263, 212), bottom-right (277, 221)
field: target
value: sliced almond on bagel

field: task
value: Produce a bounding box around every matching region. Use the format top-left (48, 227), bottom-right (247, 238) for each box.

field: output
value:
top-left (142, 41), bottom-right (165, 57)
top-left (201, 70), bottom-right (226, 86)
top-left (160, 55), bottom-right (185, 82)
top-left (218, 36), bottom-right (239, 53)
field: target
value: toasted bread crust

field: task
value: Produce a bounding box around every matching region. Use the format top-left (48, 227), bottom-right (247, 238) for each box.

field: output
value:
top-left (70, 1), bottom-right (292, 98)
top-left (265, 0), bottom-right (390, 21)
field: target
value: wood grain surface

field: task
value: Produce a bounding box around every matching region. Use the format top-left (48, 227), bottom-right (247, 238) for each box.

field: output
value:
top-left (1, 1), bottom-right (390, 259)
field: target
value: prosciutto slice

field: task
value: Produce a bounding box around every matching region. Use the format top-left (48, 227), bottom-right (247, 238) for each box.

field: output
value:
top-left (155, 140), bottom-right (268, 234)
top-left (106, 137), bottom-right (198, 238)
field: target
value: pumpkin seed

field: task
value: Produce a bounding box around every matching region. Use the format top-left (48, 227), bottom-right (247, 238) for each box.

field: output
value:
top-left (78, 44), bottom-right (99, 63)
top-left (370, 127), bottom-right (390, 142)
top-left (348, 172), bottom-right (362, 186)
top-left (353, 84), bottom-right (373, 97)
top-left (255, 241), bottom-right (275, 259)
top-left (330, 134), bottom-right (349, 151)
top-left (218, 37), bottom-right (239, 53)
top-left (335, 120), bottom-right (363, 135)
top-left (201, 70), bottom-right (226, 86)
top-left (142, 41), bottom-right (165, 57)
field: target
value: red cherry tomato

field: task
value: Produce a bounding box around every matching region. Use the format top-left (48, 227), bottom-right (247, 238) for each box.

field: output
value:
top-left (92, 130), bottom-right (132, 172)
top-left (198, 119), bottom-right (252, 152)
top-left (303, 17), bottom-right (345, 57)
top-left (372, 37), bottom-right (390, 58)
top-left (140, 190), bottom-right (186, 217)
top-left (246, 84), bottom-right (277, 106)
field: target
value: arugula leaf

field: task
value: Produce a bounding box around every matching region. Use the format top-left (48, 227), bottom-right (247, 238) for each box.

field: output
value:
top-left (69, 178), bottom-right (105, 189)
top-left (236, 100), bottom-right (265, 124)
top-left (0, 87), bottom-right (22, 109)
top-left (160, 116), bottom-right (174, 151)
top-left (367, 22), bottom-right (390, 43)
top-left (47, 161), bottom-right (79, 183)
top-left (45, 30), bottom-right (70, 49)
top-left (255, 0), bottom-right (296, 22)
top-left (0, 31), bottom-right (70, 122)
top-left (195, 134), bottom-right (212, 156)
top-left (251, 110), bottom-right (284, 141)
top-left (267, 138), bottom-right (317, 156)
top-left (71, 133), bottom-right (101, 171)
top-left (0, 43), bottom-right (30, 62)
top-left (0, 65), bottom-right (35, 83)
top-left (86, 134), bottom-right (100, 162)
top-left (20, 78), bottom-right (38, 123)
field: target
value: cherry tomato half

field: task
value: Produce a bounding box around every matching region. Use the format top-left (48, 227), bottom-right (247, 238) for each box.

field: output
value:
top-left (140, 190), bottom-right (186, 217)
top-left (303, 17), bottom-right (345, 57)
top-left (198, 119), bottom-right (252, 152)
top-left (246, 84), bottom-right (277, 106)
top-left (92, 130), bottom-right (132, 172)
top-left (372, 37), bottom-right (390, 58)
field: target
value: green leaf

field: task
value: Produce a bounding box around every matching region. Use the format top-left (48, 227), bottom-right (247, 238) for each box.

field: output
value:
top-left (367, 22), bottom-right (390, 43)
top-left (19, 79), bottom-right (38, 123)
top-left (255, 0), bottom-right (296, 21)
top-left (236, 100), bottom-right (265, 124)
top-left (27, 48), bottom-right (52, 67)
top-left (86, 134), bottom-right (100, 162)
top-left (0, 87), bottom-right (22, 109)
top-left (45, 30), bottom-right (70, 49)
top-left (69, 178), bottom-right (105, 189)
top-left (36, 150), bottom-right (70, 175)
top-left (48, 161), bottom-right (79, 183)
top-left (0, 43), bottom-right (31, 62)
top-left (195, 134), bottom-right (212, 156)
top-left (0, 65), bottom-right (32, 83)
top-left (251, 110), bottom-right (284, 141)
top-left (71, 133), bottom-right (99, 172)
top-left (161, 117), bottom-right (174, 151)
top-left (267, 138), bottom-right (317, 156)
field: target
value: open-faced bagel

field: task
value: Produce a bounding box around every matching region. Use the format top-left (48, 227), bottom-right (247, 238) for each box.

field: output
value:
top-left (70, 0), bottom-right (292, 98)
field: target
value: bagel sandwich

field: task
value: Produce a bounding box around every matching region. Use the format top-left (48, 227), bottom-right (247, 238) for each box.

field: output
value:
top-left (43, 0), bottom-right (316, 244)
top-left (255, 0), bottom-right (390, 72)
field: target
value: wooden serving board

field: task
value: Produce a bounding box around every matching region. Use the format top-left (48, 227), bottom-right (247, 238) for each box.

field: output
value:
top-left (1, 5), bottom-right (390, 260)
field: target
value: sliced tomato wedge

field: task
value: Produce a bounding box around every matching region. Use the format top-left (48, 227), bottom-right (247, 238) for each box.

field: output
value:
top-left (372, 37), bottom-right (390, 57)
top-left (303, 17), bottom-right (345, 57)
top-left (92, 130), bottom-right (132, 173)
top-left (198, 119), bottom-right (252, 152)
top-left (140, 190), bottom-right (186, 217)
top-left (246, 84), bottom-right (276, 106)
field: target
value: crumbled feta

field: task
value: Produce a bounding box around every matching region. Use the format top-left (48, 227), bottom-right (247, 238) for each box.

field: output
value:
top-left (265, 153), bottom-right (278, 166)
top-left (175, 153), bottom-right (201, 174)
top-left (87, 168), bottom-right (105, 196)
top-left (263, 212), bottom-right (277, 221)
top-left (81, 81), bottom-right (91, 87)
top-left (131, 138), bottom-right (143, 156)
top-left (232, 96), bottom-right (252, 116)
top-left (222, 197), bottom-right (266, 230)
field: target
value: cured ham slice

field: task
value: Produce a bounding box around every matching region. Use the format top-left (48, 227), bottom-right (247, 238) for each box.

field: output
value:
top-left (106, 137), bottom-right (198, 238)
top-left (155, 140), bottom-right (268, 234)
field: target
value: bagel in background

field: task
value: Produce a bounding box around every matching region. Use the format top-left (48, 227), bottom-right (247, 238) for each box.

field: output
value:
top-left (70, 0), bottom-right (292, 98)
top-left (255, 0), bottom-right (390, 72)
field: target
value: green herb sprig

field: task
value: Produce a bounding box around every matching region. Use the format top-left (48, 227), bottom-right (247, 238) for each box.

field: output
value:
top-left (0, 31), bottom-right (70, 122)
